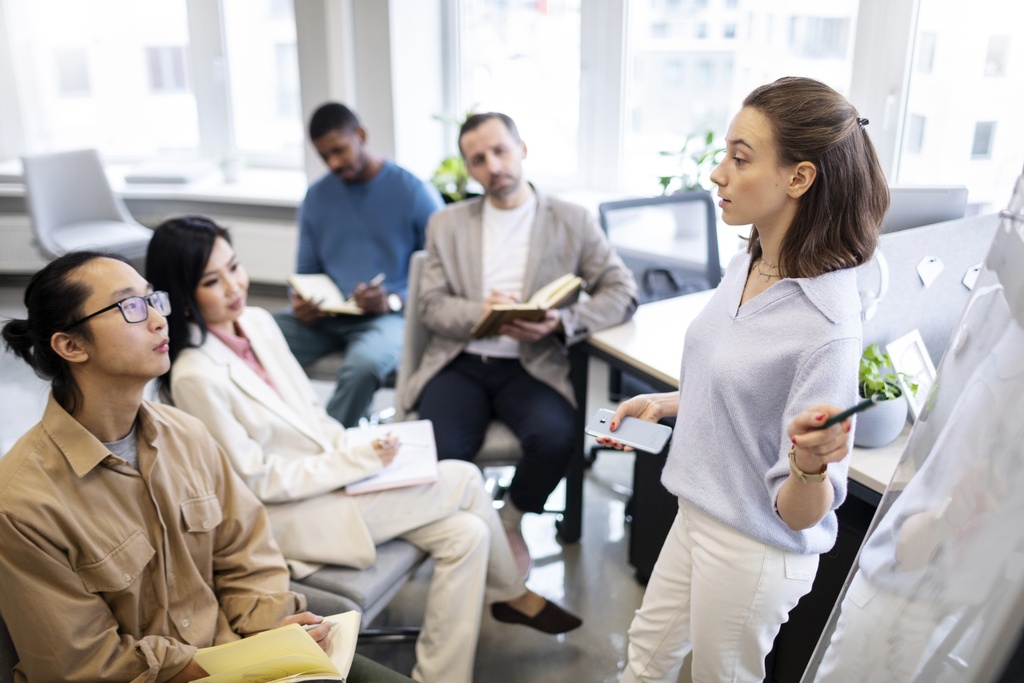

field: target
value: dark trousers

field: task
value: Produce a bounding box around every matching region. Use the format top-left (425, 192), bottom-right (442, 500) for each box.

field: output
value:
top-left (417, 353), bottom-right (576, 513)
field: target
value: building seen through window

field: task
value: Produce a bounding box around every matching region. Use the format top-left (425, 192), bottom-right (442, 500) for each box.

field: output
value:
top-left (897, 0), bottom-right (1023, 212)
top-left (3, 0), bottom-right (302, 167)
top-left (456, 0), bottom-right (582, 181)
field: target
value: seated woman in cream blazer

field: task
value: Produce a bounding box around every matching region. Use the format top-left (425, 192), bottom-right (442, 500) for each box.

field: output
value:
top-left (146, 216), bottom-right (581, 683)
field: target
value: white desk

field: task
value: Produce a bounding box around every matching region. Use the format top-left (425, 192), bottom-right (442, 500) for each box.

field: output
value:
top-left (585, 291), bottom-right (907, 496)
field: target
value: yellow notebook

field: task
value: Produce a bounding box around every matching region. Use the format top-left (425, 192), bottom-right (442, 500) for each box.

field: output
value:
top-left (193, 611), bottom-right (360, 682)
top-left (287, 274), bottom-right (363, 315)
top-left (469, 273), bottom-right (583, 339)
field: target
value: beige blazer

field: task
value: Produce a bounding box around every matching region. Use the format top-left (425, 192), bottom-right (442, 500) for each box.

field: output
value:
top-left (400, 188), bottom-right (637, 412)
top-left (171, 306), bottom-right (380, 573)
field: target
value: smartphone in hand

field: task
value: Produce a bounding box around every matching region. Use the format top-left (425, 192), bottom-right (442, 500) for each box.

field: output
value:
top-left (585, 408), bottom-right (673, 454)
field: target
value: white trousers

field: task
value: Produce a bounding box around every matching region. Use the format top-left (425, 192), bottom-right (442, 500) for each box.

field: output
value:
top-left (621, 498), bottom-right (819, 683)
top-left (354, 460), bottom-right (526, 683)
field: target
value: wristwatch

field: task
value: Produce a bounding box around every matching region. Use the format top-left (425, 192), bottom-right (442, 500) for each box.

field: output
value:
top-left (386, 292), bottom-right (404, 313)
top-left (788, 444), bottom-right (827, 483)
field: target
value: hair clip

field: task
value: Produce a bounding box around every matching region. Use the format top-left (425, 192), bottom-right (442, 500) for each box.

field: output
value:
top-left (857, 117), bottom-right (869, 128)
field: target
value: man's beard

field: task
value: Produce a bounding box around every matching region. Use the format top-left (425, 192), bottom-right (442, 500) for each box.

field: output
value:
top-left (488, 173), bottom-right (520, 199)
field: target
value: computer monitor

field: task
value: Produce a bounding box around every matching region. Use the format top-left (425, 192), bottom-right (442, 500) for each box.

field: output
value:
top-left (882, 185), bottom-right (968, 233)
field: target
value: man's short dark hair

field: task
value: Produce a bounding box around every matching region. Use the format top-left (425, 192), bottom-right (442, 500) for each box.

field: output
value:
top-left (309, 103), bottom-right (362, 141)
top-left (458, 112), bottom-right (521, 157)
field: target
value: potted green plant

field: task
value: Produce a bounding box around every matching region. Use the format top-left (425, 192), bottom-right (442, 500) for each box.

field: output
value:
top-left (430, 108), bottom-right (479, 204)
top-left (653, 130), bottom-right (725, 239)
top-left (430, 155), bottom-right (470, 204)
top-left (657, 130), bottom-right (725, 195)
top-left (854, 343), bottom-right (917, 448)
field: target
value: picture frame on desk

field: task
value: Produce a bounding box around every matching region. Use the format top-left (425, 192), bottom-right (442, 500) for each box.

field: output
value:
top-left (887, 329), bottom-right (936, 421)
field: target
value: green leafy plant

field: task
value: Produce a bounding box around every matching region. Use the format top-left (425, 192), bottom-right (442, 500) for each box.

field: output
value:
top-left (430, 108), bottom-right (478, 203)
top-left (657, 130), bottom-right (726, 195)
top-left (859, 343), bottom-right (918, 400)
top-left (430, 155), bottom-right (470, 204)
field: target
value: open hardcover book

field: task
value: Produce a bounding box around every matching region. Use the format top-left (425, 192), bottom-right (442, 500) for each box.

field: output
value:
top-left (193, 610), bottom-right (360, 682)
top-left (469, 273), bottom-right (583, 339)
top-left (287, 274), bottom-right (363, 315)
top-left (345, 419), bottom-right (439, 495)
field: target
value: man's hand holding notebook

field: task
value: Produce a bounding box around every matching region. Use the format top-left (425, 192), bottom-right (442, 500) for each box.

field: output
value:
top-left (470, 273), bottom-right (583, 339)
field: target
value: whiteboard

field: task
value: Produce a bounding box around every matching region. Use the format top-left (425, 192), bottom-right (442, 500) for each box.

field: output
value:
top-left (804, 192), bottom-right (1024, 682)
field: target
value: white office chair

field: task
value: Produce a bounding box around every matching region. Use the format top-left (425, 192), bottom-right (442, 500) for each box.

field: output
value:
top-left (21, 149), bottom-right (153, 264)
top-left (394, 251), bottom-right (586, 541)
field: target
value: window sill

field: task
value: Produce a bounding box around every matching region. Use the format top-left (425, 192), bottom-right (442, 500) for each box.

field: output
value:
top-left (0, 160), bottom-right (306, 209)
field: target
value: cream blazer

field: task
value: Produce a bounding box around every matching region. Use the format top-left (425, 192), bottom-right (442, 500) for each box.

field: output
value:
top-left (400, 188), bottom-right (638, 412)
top-left (170, 306), bottom-right (381, 574)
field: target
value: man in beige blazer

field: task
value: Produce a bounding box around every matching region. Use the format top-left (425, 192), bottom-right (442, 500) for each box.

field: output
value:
top-left (401, 112), bottom-right (637, 570)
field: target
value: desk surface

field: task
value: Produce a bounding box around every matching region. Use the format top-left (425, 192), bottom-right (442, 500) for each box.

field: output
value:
top-left (587, 292), bottom-right (906, 495)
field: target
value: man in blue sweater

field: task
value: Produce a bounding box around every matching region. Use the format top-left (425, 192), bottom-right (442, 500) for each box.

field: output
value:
top-left (276, 103), bottom-right (443, 427)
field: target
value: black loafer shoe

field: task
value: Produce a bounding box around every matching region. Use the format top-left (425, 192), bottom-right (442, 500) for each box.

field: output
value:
top-left (491, 600), bottom-right (582, 634)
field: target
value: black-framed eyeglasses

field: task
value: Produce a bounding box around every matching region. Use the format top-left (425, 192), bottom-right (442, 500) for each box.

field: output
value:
top-left (64, 291), bottom-right (172, 331)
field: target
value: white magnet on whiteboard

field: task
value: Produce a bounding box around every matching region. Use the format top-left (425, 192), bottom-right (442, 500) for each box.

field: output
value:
top-left (917, 256), bottom-right (944, 288)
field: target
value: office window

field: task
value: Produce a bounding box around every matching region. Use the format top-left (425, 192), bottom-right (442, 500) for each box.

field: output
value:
top-left (897, 0), bottom-right (1023, 212)
top-left (723, 23), bottom-right (737, 39)
top-left (665, 60), bottom-right (684, 87)
top-left (621, 0), bottom-right (858, 195)
top-left (55, 48), bottom-right (90, 96)
top-left (971, 122), bottom-right (995, 159)
top-left (146, 46), bottom-right (189, 94)
top-left (5, 0), bottom-right (199, 156)
top-left (984, 35), bottom-right (1010, 77)
top-left (222, 0), bottom-right (302, 161)
top-left (274, 43), bottom-right (300, 120)
top-left (916, 32), bottom-right (936, 73)
top-left (907, 114), bottom-right (926, 154)
top-left (456, 0), bottom-right (581, 179)
top-left (791, 17), bottom-right (850, 60)
top-left (695, 60), bottom-right (713, 86)
top-left (696, 22), bottom-right (708, 39)
top-left (2, 0), bottom-right (303, 167)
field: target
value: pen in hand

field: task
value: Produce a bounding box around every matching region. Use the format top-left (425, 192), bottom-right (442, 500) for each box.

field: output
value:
top-left (303, 620), bottom-right (334, 631)
top-left (346, 273), bottom-right (387, 306)
top-left (814, 394), bottom-right (881, 430)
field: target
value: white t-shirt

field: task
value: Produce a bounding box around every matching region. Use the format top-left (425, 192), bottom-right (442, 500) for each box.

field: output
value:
top-left (465, 192), bottom-right (537, 358)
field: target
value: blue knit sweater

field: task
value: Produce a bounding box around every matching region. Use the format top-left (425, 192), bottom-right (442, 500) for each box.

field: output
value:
top-left (662, 251), bottom-right (862, 554)
top-left (296, 161), bottom-right (442, 299)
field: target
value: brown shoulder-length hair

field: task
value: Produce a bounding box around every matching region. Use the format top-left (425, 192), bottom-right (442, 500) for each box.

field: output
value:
top-left (743, 76), bottom-right (889, 278)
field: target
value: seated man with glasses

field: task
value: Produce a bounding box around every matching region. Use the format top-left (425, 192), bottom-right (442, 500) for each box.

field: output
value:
top-left (0, 252), bottom-right (412, 682)
top-left (62, 289), bottom-right (173, 329)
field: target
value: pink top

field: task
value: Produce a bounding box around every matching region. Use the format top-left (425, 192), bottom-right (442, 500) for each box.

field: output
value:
top-left (208, 323), bottom-right (280, 394)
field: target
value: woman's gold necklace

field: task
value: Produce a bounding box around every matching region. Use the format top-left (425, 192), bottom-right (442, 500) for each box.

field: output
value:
top-left (754, 257), bottom-right (780, 282)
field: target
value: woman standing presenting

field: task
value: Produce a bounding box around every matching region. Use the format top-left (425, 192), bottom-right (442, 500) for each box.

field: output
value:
top-left (146, 217), bottom-right (580, 683)
top-left (602, 77), bottom-right (889, 682)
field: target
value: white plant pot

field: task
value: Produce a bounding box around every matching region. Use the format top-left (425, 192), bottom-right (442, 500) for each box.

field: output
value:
top-left (853, 393), bottom-right (908, 448)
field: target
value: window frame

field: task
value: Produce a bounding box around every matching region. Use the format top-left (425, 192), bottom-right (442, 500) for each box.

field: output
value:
top-left (443, 0), bottom-right (924, 194)
top-left (0, 0), bottom-right (302, 170)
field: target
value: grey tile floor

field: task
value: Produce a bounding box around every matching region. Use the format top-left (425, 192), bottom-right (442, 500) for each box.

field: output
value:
top-left (0, 278), bottom-right (673, 683)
